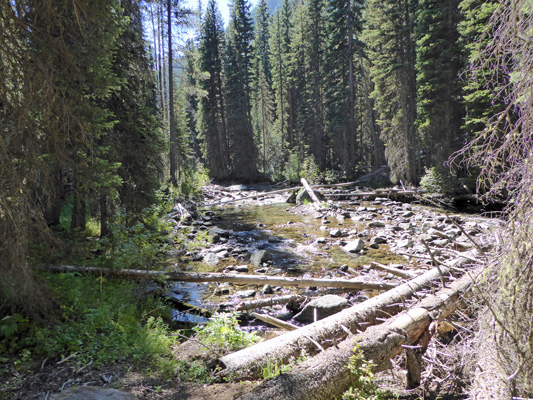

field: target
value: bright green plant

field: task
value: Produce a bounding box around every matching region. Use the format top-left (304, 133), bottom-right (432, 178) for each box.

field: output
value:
top-left (192, 313), bottom-right (260, 352)
top-left (261, 350), bottom-right (310, 379)
top-left (420, 167), bottom-right (454, 195)
top-left (341, 344), bottom-right (388, 400)
top-left (300, 155), bottom-right (321, 184)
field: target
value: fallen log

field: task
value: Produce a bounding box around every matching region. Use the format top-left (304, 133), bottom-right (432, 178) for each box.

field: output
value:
top-left (44, 265), bottom-right (395, 291)
top-left (218, 265), bottom-right (452, 380)
top-left (368, 262), bottom-right (418, 279)
top-left (237, 270), bottom-right (475, 400)
top-left (252, 312), bottom-right (299, 331)
top-left (236, 294), bottom-right (304, 311)
top-left (300, 178), bottom-right (323, 209)
top-left (324, 189), bottom-right (422, 199)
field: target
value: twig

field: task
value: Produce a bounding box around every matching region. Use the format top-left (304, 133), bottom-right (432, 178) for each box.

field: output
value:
top-left (421, 239), bottom-right (446, 288)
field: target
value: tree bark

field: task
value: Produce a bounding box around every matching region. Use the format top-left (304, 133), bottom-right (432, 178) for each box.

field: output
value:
top-left (44, 265), bottom-right (395, 291)
top-left (237, 271), bottom-right (475, 400)
top-left (219, 265), bottom-right (451, 380)
top-left (300, 178), bottom-right (323, 209)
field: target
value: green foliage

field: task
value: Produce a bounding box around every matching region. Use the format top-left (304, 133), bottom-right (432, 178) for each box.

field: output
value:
top-left (179, 163), bottom-right (211, 198)
top-left (103, 204), bottom-right (173, 269)
top-left (300, 155), bottom-right (321, 184)
top-left (283, 151), bottom-right (302, 183)
top-left (261, 350), bottom-right (309, 379)
top-left (341, 344), bottom-right (387, 400)
top-left (0, 274), bottom-right (179, 372)
top-left (420, 167), bottom-right (454, 195)
top-left (192, 313), bottom-right (260, 352)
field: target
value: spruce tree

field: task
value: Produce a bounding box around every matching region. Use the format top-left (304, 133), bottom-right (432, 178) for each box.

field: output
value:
top-left (225, 0), bottom-right (259, 181)
top-left (364, 0), bottom-right (418, 184)
top-left (198, 0), bottom-right (230, 179)
top-left (101, 0), bottom-right (165, 235)
top-left (323, 0), bottom-right (363, 176)
top-left (252, 0), bottom-right (275, 174)
top-left (415, 0), bottom-right (463, 172)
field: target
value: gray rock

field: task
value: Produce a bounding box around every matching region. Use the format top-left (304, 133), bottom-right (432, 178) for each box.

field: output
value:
top-left (398, 222), bottom-right (412, 231)
top-left (329, 228), bottom-right (342, 238)
top-left (372, 236), bottom-right (387, 245)
top-left (316, 237), bottom-right (328, 244)
top-left (343, 239), bottom-right (365, 253)
top-left (397, 239), bottom-right (413, 248)
top-left (51, 387), bottom-right (136, 400)
top-left (368, 221), bottom-right (385, 228)
top-left (295, 189), bottom-right (326, 206)
top-left (433, 239), bottom-right (449, 247)
top-left (234, 290), bottom-right (256, 298)
top-left (203, 253), bottom-right (219, 266)
top-left (250, 250), bottom-right (271, 267)
top-left (262, 284), bottom-right (274, 294)
top-left (402, 211), bottom-right (415, 218)
top-left (293, 295), bottom-right (349, 323)
top-left (235, 265), bottom-right (249, 273)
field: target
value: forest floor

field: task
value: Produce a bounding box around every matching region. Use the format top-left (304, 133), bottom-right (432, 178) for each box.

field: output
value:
top-left (3, 183), bottom-right (497, 400)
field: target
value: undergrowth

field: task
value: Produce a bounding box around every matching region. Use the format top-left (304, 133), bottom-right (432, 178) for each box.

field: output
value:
top-left (0, 273), bottom-right (212, 387)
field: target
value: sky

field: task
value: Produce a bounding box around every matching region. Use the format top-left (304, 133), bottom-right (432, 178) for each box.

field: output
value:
top-left (189, 0), bottom-right (262, 27)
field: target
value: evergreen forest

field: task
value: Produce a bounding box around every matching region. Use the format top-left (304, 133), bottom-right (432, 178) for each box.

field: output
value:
top-left (2, 0), bottom-right (533, 398)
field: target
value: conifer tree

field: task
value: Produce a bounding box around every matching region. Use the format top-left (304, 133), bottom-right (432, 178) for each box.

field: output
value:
top-left (225, 0), bottom-right (259, 181)
top-left (252, 0), bottom-right (275, 173)
top-left (323, 0), bottom-right (363, 176)
top-left (198, 0), bottom-right (230, 179)
top-left (364, 0), bottom-right (418, 184)
top-left (415, 0), bottom-right (463, 172)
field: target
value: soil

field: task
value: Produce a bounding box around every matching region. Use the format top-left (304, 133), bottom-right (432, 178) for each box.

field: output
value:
top-left (1, 357), bottom-right (258, 400)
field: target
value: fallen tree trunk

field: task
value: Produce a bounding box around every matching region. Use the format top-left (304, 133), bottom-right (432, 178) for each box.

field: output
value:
top-left (44, 265), bottom-right (395, 291)
top-left (300, 178), bottom-right (323, 209)
top-left (252, 312), bottom-right (299, 331)
top-left (237, 270), bottom-right (475, 400)
top-left (236, 294), bottom-right (304, 311)
top-left (218, 265), bottom-right (452, 380)
top-left (324, 189), bottom-right (421, 199)
top-left (369, 262), bottom-right (418, 279)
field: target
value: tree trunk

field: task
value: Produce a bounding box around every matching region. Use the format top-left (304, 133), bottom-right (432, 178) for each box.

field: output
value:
top-left (219, 265), bottom-right (451, 380)
top-left (300, 178), bottom-right (322, 209)
top-left (167, 0), bottom-right (178, 185)
top-left (237, 271), bottom-right (474, 400)
top-left (44, 265), bottom-right (395, 291)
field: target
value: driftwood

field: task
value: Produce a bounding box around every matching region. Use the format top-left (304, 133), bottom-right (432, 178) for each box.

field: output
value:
top-left (236, 294), bottom-right (304, 311)
top-left (237, 270), bottom-right (475, 400)
top-left (324, 189), bottom-right (421, 199)
top-left (218, 265), bottom-right (452, 380)
top-left (300, 178), bottom-right (323, 209)
top-left (44, 265), bottom-right (395, 291)
top-left (252, 312), bottom-right (299, 331)
top-left (368, 262), bottom-right (418, 279)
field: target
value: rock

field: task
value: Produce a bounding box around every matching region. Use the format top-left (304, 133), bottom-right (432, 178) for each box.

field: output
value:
top-left (203, 253), bottom-right (219, 266)
top-left (368, 221), bottom-right (385, 228)
top-left (339, 264), bottom-right (349, 272)
top-left (250, 250), bottom-right (271, 267)
top-left (262, 284), bottom-right (274, 295)
top-left (329, 228), bottom-right (342, 238)
top-left (296, 189), bottom-right (326, 206)
top-left (316, 237), bottom-right (328, 244)
top-left (209, 226), bottom-right (229, 238)
top-left (51, 387), bottom-right (136, 400)
top-left (293, 295), bottom-right (350, 323)
top-left (433, 239), bottom-right (449, 247)
top-left (398, 222), bottom-right (412, 231)
top-left (343, 239), bottom-right (365, 253)
top-left (235, 265), bottom-right (249, 273)
top-left (371, 236), bottom-right (387, 245)
top-left (234, 290), bottom-right (256, 299)
top-left (397, 239), bottom-right (413, 248)
top-left (402, 211), bottom-right (415, 218)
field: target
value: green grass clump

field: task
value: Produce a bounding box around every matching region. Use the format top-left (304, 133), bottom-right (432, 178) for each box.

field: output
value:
top-left (193, 313), bottom-right (261, 353)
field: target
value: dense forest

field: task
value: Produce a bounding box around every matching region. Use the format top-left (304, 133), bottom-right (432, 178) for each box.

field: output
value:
top-left (1, 0), bottom-right (533, 398)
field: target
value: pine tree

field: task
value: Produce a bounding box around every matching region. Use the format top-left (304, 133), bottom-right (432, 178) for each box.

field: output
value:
top-left (252, 0), bottom-right (275, 174)
top-left (101, 0), bottom-right (165, 235)
top-left (458, 0), bottom-right (503, 142)
top-left (225, 0), bottom-right (259, 181)
top-left (198, 0), bottom-right (230, 179)
top-left (364, 0), bottom-right (418, 184)
top-left (323, 0), bottom-right (363, 176)
top-left (415, 0), bottom-right (463, 172)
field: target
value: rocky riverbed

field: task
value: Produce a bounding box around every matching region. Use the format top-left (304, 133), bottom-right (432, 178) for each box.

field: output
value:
top-left (162, 183), bottom-right (499, 327)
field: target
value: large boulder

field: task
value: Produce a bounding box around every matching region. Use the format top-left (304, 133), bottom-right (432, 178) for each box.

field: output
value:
top-left (295, 189), bottom-right (326, 206)
top-left (250, 250), bottom-right (271, 267)
top-left (293, 295), bottom-right (349, 323)
top-left (342, 239), bottom-right (365, 253)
